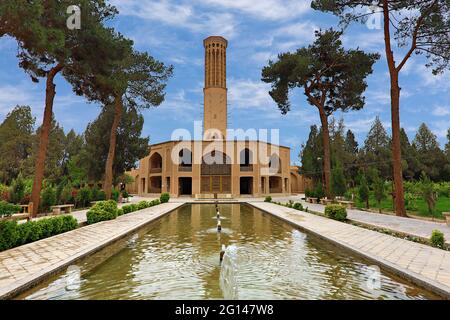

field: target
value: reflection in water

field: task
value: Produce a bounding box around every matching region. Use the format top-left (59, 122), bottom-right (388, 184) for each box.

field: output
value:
top-left (22, 204), bottom-right (439, 300)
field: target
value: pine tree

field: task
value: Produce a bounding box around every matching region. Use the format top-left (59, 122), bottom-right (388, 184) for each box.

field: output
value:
top-left (413, 123), bottom-right (446, 181)
top-left (361, 117), bottom-right (391, 180)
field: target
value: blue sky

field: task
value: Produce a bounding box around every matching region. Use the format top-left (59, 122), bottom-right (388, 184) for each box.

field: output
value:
top-left (0, 0), bottom-right (449, 165)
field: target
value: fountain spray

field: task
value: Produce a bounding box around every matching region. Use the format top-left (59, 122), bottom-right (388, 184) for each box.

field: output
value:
top-left (217, 219), bottom-right (222, 232)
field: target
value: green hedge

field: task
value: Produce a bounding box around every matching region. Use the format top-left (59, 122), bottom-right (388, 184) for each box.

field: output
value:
top-left (264, 196), bottom-right (272, 202)
top-left (0, 201), bottom-right (21, 217)
top-left (431, 230), bottom-right (445, 249)
top-left (160, 193), bottom-right (170, 203)
top-left (325, 204), bottom-right (347, 221)
top-left (86, 200), bottom-right (118, 225)
top-left (121, 199), bottom-right (161, 215)
top-left (0, 215), bottom-right (78, 252)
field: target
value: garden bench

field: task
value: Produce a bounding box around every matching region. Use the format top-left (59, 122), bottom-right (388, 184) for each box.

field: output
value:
top-left (443, 212), bottom-right (450, 227)
top-left (308, 197), bottom-right (318, 204)
top-left (0, 203), bottom-right (33, 222)
top-left (337, 200), bottom-right (354, 209)
top-left (51, 204), bottom-right (74, 215)
top-left (320, 198), bottom-right (333, 205)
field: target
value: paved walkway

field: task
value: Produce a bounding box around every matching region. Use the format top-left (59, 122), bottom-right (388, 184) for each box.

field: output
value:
top-left (266, 195), bottom-right (450, 246)
top-left (0, 202), bottom-right (183, 299)
top-left (250, 202), bottom-right (450, 298)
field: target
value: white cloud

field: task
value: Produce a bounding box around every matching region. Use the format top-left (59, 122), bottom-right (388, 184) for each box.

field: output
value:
top-left (432, 105), bottom-right (450, 117)
top-left (227, 78), bottom-right (272, 109)
top-left (111, 0), bottom-right (238, 38)
top-left (200, 0), bottom-right (311, 20)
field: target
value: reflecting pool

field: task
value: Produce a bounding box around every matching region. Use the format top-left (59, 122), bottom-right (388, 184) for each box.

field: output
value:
top-left (20, 204), bottom-right (439, 300)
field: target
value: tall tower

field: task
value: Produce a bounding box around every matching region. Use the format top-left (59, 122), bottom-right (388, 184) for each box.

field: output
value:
top-left (203, 36), bottom-right (227, 140)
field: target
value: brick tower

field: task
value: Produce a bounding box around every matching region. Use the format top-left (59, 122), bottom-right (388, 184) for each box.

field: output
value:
top-left (203, 36), bottom-right (227, 140)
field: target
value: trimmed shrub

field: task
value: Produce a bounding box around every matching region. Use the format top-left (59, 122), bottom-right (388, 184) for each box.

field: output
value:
top-left (76, 187), bottom-right (92, 208)
top-left (293, 202), bottom-right (303, 211)
top-left (160, 192), bottom-right (170, 203)
top-left (0, 215), bottom-right (78, 252)
top-left (86, 200), bottom-right (118, 225)
top-left (264, 196), bottom-right (272, 202)
top-left (151, 199), bottom-right (160, 206)
top-left (0, 201), bottom-right (21, 217)
top-left (431, 230), bottom-right (445, 249)
top-left (137, 201), bottom-right (149, 210)
top-left (325, 204), bottom-right (347, 221)
top-left (122, 190), bottom-right (129, 199)
top-left (117, 208), bottom-right (124, 216)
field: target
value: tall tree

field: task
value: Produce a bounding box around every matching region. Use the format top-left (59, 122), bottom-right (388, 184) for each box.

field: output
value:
top-left (412, 123), bottom-right (446, 181)
top-left (83, 104), bottom-right (150, 185)
top-left (300, 125), bottom-right (324, 182)
top-left (0, 0), bottom-right (120, 216)
top-left (361, 117), bottom-right (392, 181)
top-left (100, 51), bottom-right (172, 199)
top-left (262, 29), bottom-right (379, 198)
top-left (344, 129), bottom-right (359, 185)
top-left (311, 0), bottom-right (450, 216)
top-left (0, 106), bottom-right (35, 184)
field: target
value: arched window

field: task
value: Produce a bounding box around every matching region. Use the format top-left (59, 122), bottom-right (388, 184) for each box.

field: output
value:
top-left (149, 152), bottom-right (162, 173)
top-left (268, 153), bottom-right (281, 174)
top-left (179, 149), bottom-right (192, 166)
top-left (240, 148), bottom-right (252, 166)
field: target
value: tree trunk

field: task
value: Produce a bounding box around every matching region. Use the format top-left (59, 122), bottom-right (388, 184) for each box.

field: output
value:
top-left (30, 64), bottom-right (63, 217)
top-left (103, 95), bottom-right (123, 199)
top-left (318, 108), bottom-right (332, 199)
top-left (382, 0), bottom-right (407, 217)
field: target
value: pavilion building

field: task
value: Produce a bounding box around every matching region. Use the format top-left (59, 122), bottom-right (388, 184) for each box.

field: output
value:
top-left (126, 36), bottom-right (310, 198)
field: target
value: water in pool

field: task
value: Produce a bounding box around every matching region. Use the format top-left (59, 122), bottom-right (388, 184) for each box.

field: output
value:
top-left (20, 204), bottom-right (440, 300)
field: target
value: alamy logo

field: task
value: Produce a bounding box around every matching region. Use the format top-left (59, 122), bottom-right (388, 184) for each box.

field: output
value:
top-left (66, 5), bottom-right (81, 30)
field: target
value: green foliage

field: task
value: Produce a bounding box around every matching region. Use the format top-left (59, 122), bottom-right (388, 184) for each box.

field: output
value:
top-left (117, 208), bottom-right (124, 216)
top-left (86, 200), bottom-right (118, 225)
top-left (0, 184), bottom-right (9, 201)
top-left (121, 198), bottom-right (161, 215)
top-left (313, 183), bottom-right (325, 199)
top-left (111, 188), bottom-right (120, 202)
top-left (0, 215), bottom-right (77, 252)
top-left (372, 177), bottom-right (386, 212)
top-left (122, 190), bottom-right (129, 199)
top-left (420, 172), bottom-right (437, 216)
top-left (0, 106), bottom-right (35, 184)
top-left (358, 175), bottom-right (370, 208)
top-left (76, 187), bottom-right (92, 208)
top-left (430, 230), bottom-right (445, 249)
top-left (293, 202), bottom-right (303, 211)
top-left (83, 105), bottom-right (151, 183)
top-left (0, 201), bottom-right (21, 217)
top-left (264, 196), bottom-right (272, 202)
top-left (137, 201), bottom-right (149, 210)
top-left (331, 162), bottom-right (346, 196)
top-left (40, 184), bottom-right (56, 212)
top-left (9, 174), bottom-right (26, 204)
top-left (325, 204), bottom-right (347, 221)
top-left (160, 192), bottom-right (170, 203)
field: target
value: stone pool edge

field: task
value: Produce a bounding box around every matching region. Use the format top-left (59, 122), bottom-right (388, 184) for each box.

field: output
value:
top-left (0, 202), bottom-right (185, 300)
top-left (247, 202), bottom-right (450, 299)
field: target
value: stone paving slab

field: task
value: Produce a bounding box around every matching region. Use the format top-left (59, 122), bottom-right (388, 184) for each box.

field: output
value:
top-left (250, 202), bottom-right (450, 298)
top-left (0, 202), bottom-right (183, 299)
top-left (266, 195), bottom-right (450, 245)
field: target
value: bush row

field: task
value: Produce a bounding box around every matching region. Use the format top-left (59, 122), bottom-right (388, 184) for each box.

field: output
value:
top-left (0, 215), bottom-right (78, 252)
top-left (121, 199), bottom-right (161, 215)
top-left (87, 193), bottom-right (168, 225)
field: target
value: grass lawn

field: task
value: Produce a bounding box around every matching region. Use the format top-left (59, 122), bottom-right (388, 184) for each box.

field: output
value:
top-left (354, 194), bottom-right (450, 219)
